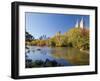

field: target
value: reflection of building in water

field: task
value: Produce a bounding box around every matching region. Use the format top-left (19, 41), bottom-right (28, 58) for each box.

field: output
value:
top-left (75, 17), bottom-right (84, 29)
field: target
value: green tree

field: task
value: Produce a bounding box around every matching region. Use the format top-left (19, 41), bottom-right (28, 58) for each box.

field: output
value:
top-left (66, 28), bottom-right (89, 50)
top-left (26, 31), bottom-right (34, 41)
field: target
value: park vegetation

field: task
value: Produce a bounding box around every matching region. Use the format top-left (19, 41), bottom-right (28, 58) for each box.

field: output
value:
top-left (26, 59), bottom-right (64, 68)
top-left (26, 28), bottom-right (89, 51)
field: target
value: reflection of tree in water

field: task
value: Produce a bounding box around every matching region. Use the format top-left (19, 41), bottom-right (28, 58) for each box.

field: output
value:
top-left (25, 48), bottom-right (31, 62)
top-left (25, 47), bottom-right (70, 68)
top-left (51, 47), bottom-right (89, 65)
top-left (25, 46), bottom-right (31, 60)
top-left (25, 47), bottom-right (64, 68)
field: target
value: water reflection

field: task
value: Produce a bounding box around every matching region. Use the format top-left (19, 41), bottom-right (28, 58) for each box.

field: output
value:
top-left (25, 46), bottom-right (89, 68)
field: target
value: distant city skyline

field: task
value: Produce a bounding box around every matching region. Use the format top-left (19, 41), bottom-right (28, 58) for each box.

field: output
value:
top-left (26, 12), bottom-right (89, 39)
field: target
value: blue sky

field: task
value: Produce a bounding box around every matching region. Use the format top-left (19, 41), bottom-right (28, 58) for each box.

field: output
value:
top-left (25, 12), bottom-right (89, 39)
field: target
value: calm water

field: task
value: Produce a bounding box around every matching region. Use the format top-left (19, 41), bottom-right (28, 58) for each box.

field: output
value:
top-left (25, 46), bottom-right (89, 67)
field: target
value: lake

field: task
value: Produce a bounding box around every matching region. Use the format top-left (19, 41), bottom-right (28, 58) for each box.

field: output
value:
top-left (25, 46), bottom-right (89, 68)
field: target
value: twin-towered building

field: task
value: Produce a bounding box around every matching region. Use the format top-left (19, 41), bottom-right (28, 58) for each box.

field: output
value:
top-left (75, 18), bottom-right (84, 29)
